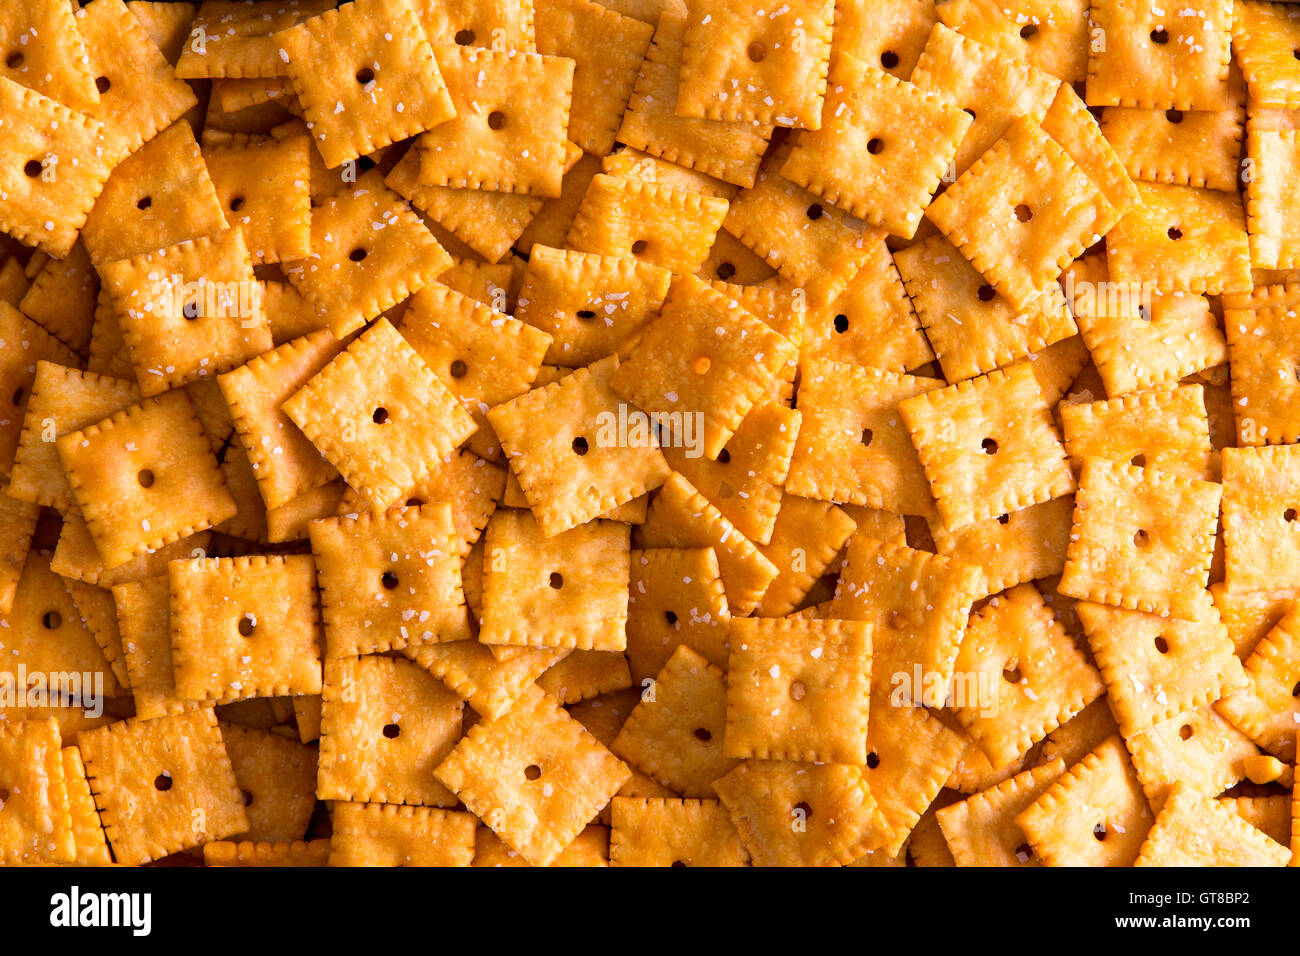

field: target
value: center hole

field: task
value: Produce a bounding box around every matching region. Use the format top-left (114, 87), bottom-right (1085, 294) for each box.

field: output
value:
top-left (238, 614), bottom-right (256, 637)
top-left (229, 196), bottom-right (245, 212)
top-left (996, 513), bottom-right (1010, 524)
top-left (665, 610), bottom-right (678, 625)
top-left (1019, 24), bottom-right (1038, 39)
top-left (833, 314), bottom-right (849, 333)
top-left (381, 571), bottom-right (399, 589)
top-left (1167, 226), bottom-right (1182, 240)
top-left (42, 610), bottom-right (61, 629)
top-left (880, 51), bottom-right (899, 69)
top-left (1093, 822), bottom-right (1107, 841)
top-left (1002, 665), bottom-right (1021, 683)
top-left (794, 800), bottom-right (813, 817)
top-left (865, 752), bottom-right (880, 769)
top-left (1286, 508), bottom-right (1298, 522)
top-left (981, 438), bottom-right (998, 454)
top-left (576, 309), bottom-right (596, 319)
top-left (867, 138), bottom-right (883, 154)
top-left (95, 76), bottom-right (110, 94)
top-left (449, 359), bottom-right (468, 378)
top-left (1150, 28), bottom-right (1169, 44)
top-left (455, 29), bottom-right (476, 45)
top-left (716, 262), bottom-right (736, 280)
top-left (1179, 723), bottom-right (1193, 740)
top-left (571, 436), bottom-right (588, 455)
top-left (137, 468), bottom-right (155, 488)
top-left (382, 723), bottom-right (400, 739)
top-left (1154, 635), bottom-right (1169, 654)
top-left (693, 727), bottom-right (711, 741)
top-left (349, 247), bottom-right (368, 262)
top-left (372, 407), bottom-right (389, 424)
top-left (5, 51), bottom-right (23, 69)
top-left (747, 41), bottom-right (766, 62)
top-left (887, 610), bottom-right (906, 630)
top-left (1134, 529), bottom-right (1150, 548)
top-left (356, 67), bottom-right (375, 84)
top-left (154, 774), bottom-right (172, 792)
top-left (977, 284), bottom-right (995, 302)
top-left (806, 203), bottom-right (824, 220)
top-left (549, 572), bottom-right (563, 589)
top-left (23, 159), bottom-right (41, 178)
top-left (861, 428), bottom-right (873, 446)
top-left (524, 764), bottom-right (542, 780)
top-left (137, 196), bottom-right (153, 210)
top-left (1131, 453), bottom-right (1146, 467)
top-left (789, 680), bottom-right (807, 701)
top-left (1014, 204), bottom-right (1032, 222)
top-left (631, 239), bottom-right (648, 254)
top-left (1165, 109), bottom-right (1183, 123)
top-left (487, 111), bottom-right (506, 130)
top-left (717, 448), bottom-right (731, 464)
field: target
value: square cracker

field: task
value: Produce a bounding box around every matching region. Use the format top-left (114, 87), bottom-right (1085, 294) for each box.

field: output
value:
top-left (56, 389), bottom-right (237, 569)
top-left (175, 0), bottom-right (335, 79)
top-left (310, 503), bottom-right (469, 656)
top-left (1102, 94), bottom-right (1245, 194)
top-left (1222, 444), bottom-right (1300, 591)
top-left (725, 617), bottom-right (872, 765)
top-left (403, 639), bottom-right (567, 720)
top-left (76, 708), bottom-right (248, 865)
top-left (435, 684), bottom-right (630, 866)
top-left (1059, 459), bottom-right (1221, 620)
top-left (412, 0), bottom-right (536, 50)
top-left (0, 718), bottom-right (74, 863)
top-left (218, 723), bottom-right (317, 842)
top-left (1246, 126), bottom-right (1300, 271)
top-left (755, 496), bottom-right (859, 617)
top-left (1134, 780), bottom-right (1288, 866)
top-left (1217, 603), bottom-right (1300, 758)
top-left (925, 116), bottom-right (1117, 312)
top-left (953, 584), bottom-right (1104, 767)
top-left (113, 576), bottom-right (195, 721)
top-left (626, 547), bottom-right (731, 683)
top-left (486, 354), bottom-right (670, 536)
top-left (900, 361), bottom-right (1076, 531)
top-left (936, 0), bottom-right (1089, 82)
top-left (0, 77), bottom-right (112, 258)
top-left (0, 0), bottom-right (99, 110)
top-left (713, 759), bottom-right (886, 867)
top-left (936, 758), bottom-right (1068, 867)
top-left (169, 555), bottom-right (323, 701)
top-left (328, 802), bottom-right (476, 866)
top-left (677, 0), bottom-right (834, 130)
top-left (417, 47), bottom-right (573, 198)
top-left (98, 227), bottom-right (273, 397)
top-left (1233, 1), bottom-right (1300, 110)
top-left (1041, 81), bottom-right (1142, 215)
top-left (318, 654), bottom-right (463, 807)
top-left (1060, 383), bottom-right (1216, 481)
top-left (537, 650), bottom-right (632, 705)
top-left (283, 318), bottom-right (476, 512)
top-left (1224, 284), bottom-right (1300, 445)
top-left (608, 275), bottom-right (798, 461)
top-left (275, 0), bottom-right (455, 169)
top-left (1123, 704), bottom-right (1258, 811)
top-left (479, 509), bottom-right (629, 651)
top-left (204, 133), bottom-right (311, 264)
top-left (609, 796), bottom-right (747, 866)
top-left (781, 53), bottom-right (970, 237)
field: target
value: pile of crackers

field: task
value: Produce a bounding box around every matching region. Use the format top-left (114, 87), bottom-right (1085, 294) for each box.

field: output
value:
top-left (0, 0), bottom-right (1298, 868)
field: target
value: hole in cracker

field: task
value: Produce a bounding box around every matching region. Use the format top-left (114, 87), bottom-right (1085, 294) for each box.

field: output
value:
top-left (406, 497), bottom-right (424, 507)
top-left (382, 723), bottom-right (401, 739)
top-left (524, 764), bottom-right (542, 780)
top-left (154, 773), bottom-right (173, 792)
top-left (867, 138), bottom-right (884, 155)
top-left (631, 239), bottom-right (648, 254)
top-left (229, 195), bottom-right (245, 212)
top-left (10, 387), bottom-right (23, 405)
top-left (5, 51), bottom-right (23, 69)
top-left (487, 111), bottom-right (507, 131)
top-left (1179, 723), bottom-right (1194, 741)
top-left (1014, 842), bottom-right (1033, 862)
top-left (455, 29), bottom-right (477, 45)
top-left (1286, 508), bottom-right (1298, 522)
top-left (833, 314), bottom-right (849, 333)
top-left (794, 800), bottom-right (813, 818)
top-left (1093, 822), bottom-right (1107, 841)
top-left (1014, 204), bottom-right (1032, 223)
top-left (372, 407), bottom-right (389, 424)
top-left (1134, 529), bottom-right (1150, 548)
top-left (887, 610), bottom-right (906, 630)
top-left (747, 41), bottom-right (767, 62)
top-left (1130, 453), bottom-right (1146, 468)
top-left (789, 680), bottom-right (807, 701)
top-left (1149, 28), bottom-right (1169, 44)
top-left (1294, 47), bottom-right (1300, 60)
top-left (136, 195), bottom-right (153, 210)
top-left (1165, 109), bottom-right (1184, 124)
top-left (0, 788), bottom-right (8, 803)
top-left (976, 284), bottom-right (996, 302)
top-left (571, 436), bottom-right (589, 456)
top-left (356, 67), bottom-right (375, 85)
top-left (717, 448), bottom-right (731, 464)
top-left (670, 860), bottom-right (687, 867)
top-left (996, 513), bottom-right (1010, 525)
top-left (381, 571), bottom-right (399, 590)
top-left (1002, 665), bottom-right (1021, 683)
top-left (1019, 24), bottom-right (1039, 39)
top-left (95, 75), bottom-right (111, 94)
top-left (137, 468), bottom-right (155, 488)
top-left (805, 203), bottom-right (824, 221)
top-left (1167, 226), bottom-right (1182, 240)
top-left (449, 359), bottom-right (468, 378)
top-left (41, 610), bottom-right (61, 630)
top-left (549, 572), bottom-right (564, 589)
top-left (349, 247), bottom-right (368, 262)
top-left (576, 309), bottom-right (597, 319)
top-left (1293, 681), bottom-right (1300, 697)
top-left (23, 159), bottom-right (41, 178)
top-left (865, 752), bottom-right (880, 769)
top-left (716, 262), bottom-right (736, 280)
top-left (981, 437), bottom-right (998, 454)
top-left (238, 614), bottom-right (256, 637)
top-left (1154, 634), bottom-right (1169, 654)
top-left (861, 428), bottom-right (873, 446)
top-left (242, 789), bottom-right (254, 806)
top-left (693, 727), bottom-right (711, 741)
top-left (665, 610), bottom-right (678, 626)
top-left (880, 50), bottom-right (899, 69)
top-left (692, 356), bottom-right (711, 375)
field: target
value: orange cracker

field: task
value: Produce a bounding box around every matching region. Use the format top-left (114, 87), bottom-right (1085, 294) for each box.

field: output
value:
top-left (61, 745), bottom-right (110, 865)
top-left (929, 496), bottom-right (1075, 595)
top-left (204, 133), bottom-right (311, 264)
top-left (612, 645), bottom-right (737, 797)
top-left (473, 822), bottom-right (609, 867)
top-left (602, 146), bottom-right (741, 201)
top-left (1217, 604), bottom-right (1300, 758)
top-left (677, 0), bottom-right (833, 130)
top-left (1041, 81), bottom-right (1142, 215)
top-left (56, 389), bottom-right (238, 569)
top-left (310, 502), bottom-right (469, 656)
top-left (403, 639), bottom-right (567, 719)
top-left (318, 654), bottom-right (463, 807)
top-left (434, 683), bottom-right (630, 866)
top-left (416, 47), bottom-right (573, 198)
top-left (1211, 582), bottom-right (1299, 659)
top-left (274, 0), bottom-right (455, 168)
top-left (781, 53), bottom-right (970, 237)
top-left (1040, 695), bottom-right (1119, 768)
top-left (936, 758), bottom-right (1067, 866)
top-left (1060, 383), bottom-right (1216, 481)
top-left (1233, 1), bottom-right (1300, 109)
top-left (1105, 182), bottom-right (1252, 295)
top-left (0, 77), bottom-right (112, 258)
top-left (1013, 735), bottom-right (1153, 866)
top-left (1222, 444), bottom-right (1300, 591)
top-left (1222, 794), bottom-right (1290, 846)
top-left (175, 0), bottom-right (335, 79)
top-left (113, 575), bottom-right (195, 720)
top-left (218, 330), bottom-right (344, 511)
top-left (638, 473), bottom-right (779, 617)
top-left (479, 509), bottom-right (629, 651)
top-left (565, 173), bottom-right (729, 275)
top-left (535, 0), bottom-right (653, 155)
top-left (0, 483), bottom-right (37, 614)
top-left (328, 801), bottom-right (475, 866)
top-left (0, 0), bottom-right (99, 110)
top-left (626, 547), bottom-right (731, 683)
top-left (169, 554), bottom-right (323, 701)
top-left (1102, 95), bottom-right (1245, 194)
top-left (925, 116), bottom-right (1117, 312)
top-left (724, 617), bottom-right (872, 765)
top-left (1063, 255), bottom-right (1226, 396)
top-left (62, 578), bottom-right (130, 691)
top-left (608, 275), bottom-right (797, 461)
top-left (699, 229), bottom-right (778, 286)
top-left (1246, 124), bottom-right (1300, 270)
top-left (937, 0), bottom-right (1089, 82)
top-left (900, 361), bottom-right (1076, 531)
top-left (834, 0), bottom-right (937, 80)
top-left (1135, 780), bottom-right (1288, 866)
top-left (485, 355), bottom-right (670, 536)
top-left (283, 318), bottom-right (476, 512)
top-left (832, 535), bottom-right (984, 706)
top-left (204, 839), bottom-right (329, 867)
top-left (99, 228), bottom-right (272, 397)
top-left (608, 796), bottom-right (747, 866)
top-left (1086, 0), bottom-right (1233, 110)
top-left (616, 11), bottom-right (773, 188)
top-left (18, 241), bottom-right (98, 354)
top-left (1060, 460), bottom-right (1221, 619)
top-left (0, 718), bottom-right (73, 864)
top-left (8, 362), bottom-right (140, 512)
top-left (513, 245), bottom-right (671, 368)
top-left (953, 584), bottom-right (1103, 767)
top-left (283, 169), bottom-right (452, 337)
top-left (436, 257), bottom-right (515, 312)
top-left (787, 358), bottom-right (943, 513)
top-left (219, 722), bottom-right (316, 842)
top-left (77, 707), bottom-right (247, 865)
top-left (537, 650), bottom-right (632, 705)
top-left (1224, 286), bottom-right (1300, 445)
top-left (755, 495), bottom-right (858, 617)
top-left (1123, 704), bottom-right (1258, 811)
top-left (412, 0), bottom-right (537, 50)
top-left (51, 512), bottom-right (212, 591)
